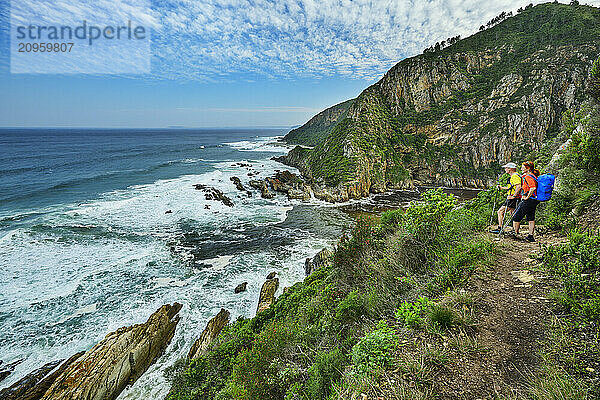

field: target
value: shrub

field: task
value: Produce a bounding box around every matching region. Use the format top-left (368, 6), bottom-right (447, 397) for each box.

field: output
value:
top-left (335, 290), bottom-right (367, 325)
top-left (305, 348), bottom-right (346, 399)
top-left (351, 320), bottom-right (398, 374)
top-left (543, 230), bottom-right (600, 322)
top-left (395, 296), bottom-right (435, 329)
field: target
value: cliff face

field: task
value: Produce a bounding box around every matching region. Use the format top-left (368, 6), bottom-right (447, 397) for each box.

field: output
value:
top-left (281, 3), bottom-right (600, 201)
top-left (285, 99), bottom-right (354, 147)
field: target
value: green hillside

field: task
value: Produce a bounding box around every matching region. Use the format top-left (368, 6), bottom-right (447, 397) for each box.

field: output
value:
top-left (281, 2), bottom-right (600, 201)
top-left (284, 99), bottom-right (354, 147)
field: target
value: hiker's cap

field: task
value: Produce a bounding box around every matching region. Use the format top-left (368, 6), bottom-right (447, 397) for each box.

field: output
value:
top-left (502, 162), bottom-right (518, 169)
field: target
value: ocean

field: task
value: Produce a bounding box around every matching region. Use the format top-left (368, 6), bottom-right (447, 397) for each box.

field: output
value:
top-left (0, 128), bottom-right (354, 398)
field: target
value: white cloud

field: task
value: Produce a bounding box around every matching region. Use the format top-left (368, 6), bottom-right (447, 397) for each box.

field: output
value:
top-left (4, 0), bottom-right (600, 81)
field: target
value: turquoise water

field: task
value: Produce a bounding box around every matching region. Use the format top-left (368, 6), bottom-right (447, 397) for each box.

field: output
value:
top-left (0, 129), bottom-right (352, 398)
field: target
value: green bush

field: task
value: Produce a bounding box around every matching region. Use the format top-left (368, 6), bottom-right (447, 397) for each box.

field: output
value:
top-left (543, 230), bottom-right (600, 322)
top-left (305, 348), bottom-right (346, 399)
top-left (395, 296), bottom-right (435, 329)
top-left (351, 321), bottom-right (398, 374)
top-left (335, 290), bottom-right (367, 325)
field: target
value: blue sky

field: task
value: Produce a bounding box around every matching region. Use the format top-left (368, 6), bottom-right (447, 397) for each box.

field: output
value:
top-left (1, 0), bottom-right (598, 128)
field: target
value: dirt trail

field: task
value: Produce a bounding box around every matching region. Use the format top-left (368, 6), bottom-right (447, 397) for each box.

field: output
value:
top-left (433, 231), bottom-right (565, 399)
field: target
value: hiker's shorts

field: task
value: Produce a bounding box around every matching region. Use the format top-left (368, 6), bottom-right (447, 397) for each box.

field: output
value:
top-left (512, 198), bottom-right (539, 223)
top-left (505, 198), bottom-right (518, 209)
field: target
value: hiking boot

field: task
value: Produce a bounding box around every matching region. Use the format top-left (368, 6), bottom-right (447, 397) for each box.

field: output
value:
top-left (489, 227), bottom-right (501, 234)
top-left (526, 234), bottom-right (535, 242)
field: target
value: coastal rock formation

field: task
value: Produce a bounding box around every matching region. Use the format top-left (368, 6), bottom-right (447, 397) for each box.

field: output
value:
top-left (187, 309), bottom-right (230, 360)
top-left (285, 99), bottom-right (355, 146)
top-left (194, 184), bottom-right (234, 207)
top-left (279, 3), bottom-right (600, 201)
top-left (304, 248), bottom-right (333, 276)
top-left (249, 171), bottom-right (312, 201)
top-left (234, 282), bottom-right (248, 293)
top-left (249, 180), bottom-right (275, 199)
top-left (37, 302), bottom-right (182, 400)
top-left (0, 353), bottom-right (84, 400)
top-left (257, 276), bottom-right (279, 314)
top-left (0, 359), bottom-right (22, 383)
top-left (229, 176), bottom-right (246, 191)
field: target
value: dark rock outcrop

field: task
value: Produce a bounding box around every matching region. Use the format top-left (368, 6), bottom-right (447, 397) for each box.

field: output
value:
top-left (234, 282), bottom-right (248, 293)
top-left (187, 309), bottom-right (230, 360)
top-left (229, 177), bottom-right (246, 191)
top-left (36, 302), bottom-right (182, 400)
top-left (0, 353), bottom-right (83, 400)
top-left (0, 359), bottom-right (22, 384)
top-left (257, 276), bottom-right (279, 314)
top-left (304, 248), bottom-right (333, 276)
top-left (266, 272), bottom-right (277, 280)
top-left (193, 184), bottom-right (234, 207)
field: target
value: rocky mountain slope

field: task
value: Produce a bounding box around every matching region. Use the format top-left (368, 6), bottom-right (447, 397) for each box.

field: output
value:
top-left (280, 2), bottom-right (600, 202)
top-left (284, 99), bottom-right (354, 147)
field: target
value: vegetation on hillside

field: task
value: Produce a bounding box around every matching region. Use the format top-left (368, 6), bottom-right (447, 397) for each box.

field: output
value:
top-left (167, 53), bottom-right (600, 399)
top-left (166, 188), bottom-right (497, 399)
top-left (284, 99), bottom-right (354, 147)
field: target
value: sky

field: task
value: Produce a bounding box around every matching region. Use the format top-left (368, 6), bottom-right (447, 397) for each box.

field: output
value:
top-left (0, 0), bottom-right (598, 128)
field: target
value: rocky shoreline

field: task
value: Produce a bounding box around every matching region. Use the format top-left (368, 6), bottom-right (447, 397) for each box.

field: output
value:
top-left (0, 258), bottom-right (333, 400)
top-left (0, 303), bottom-right (183, 400)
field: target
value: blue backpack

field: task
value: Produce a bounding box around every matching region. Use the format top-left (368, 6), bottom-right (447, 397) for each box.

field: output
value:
top-left (531, 173), bottom-right (555, 201)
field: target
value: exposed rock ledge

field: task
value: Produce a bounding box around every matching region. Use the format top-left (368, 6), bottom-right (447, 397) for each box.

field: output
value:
top-left (257, 274), bottom-right (279, 314)
top-left (188, 308), bottom-right (230, 360)
top-left (1, 303), bottom-right (182, 400)
top-left (304, 248), bottom-right (333, 276)
top-left (275, 147), bottom-right (490, 203)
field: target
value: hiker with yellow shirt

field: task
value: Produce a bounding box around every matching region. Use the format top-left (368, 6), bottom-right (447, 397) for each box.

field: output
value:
top-left (490, 162), bottom-right (521, 234)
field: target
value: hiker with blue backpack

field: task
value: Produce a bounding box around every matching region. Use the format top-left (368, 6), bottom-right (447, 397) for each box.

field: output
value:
top-left (510, 161), bottom-right (555, 242)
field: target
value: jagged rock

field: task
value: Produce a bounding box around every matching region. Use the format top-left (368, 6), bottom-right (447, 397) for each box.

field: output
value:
top-left (266, 272), bottom-right (277, 280)
top-left (249, 180), bottom-right (275, 199)
top-left (257, 277), bottom-right (279, 314)
top-left (204, 205), bottom-right (210, 209)
top-left (248, 180), bottom-right (264, 190)
top-left (187, 309), bottom-right (230, 360)
top-left (0, 359), bottom-right (23, 383)
top-left (287, 188), bottom-right (311, 201)
top-left (305, 248), bottom-right (333, 276)
top-left (193, 184), bottom-right (234, 207)
top-left (266, 177), bottom-right (287, 193)
top-left (230, 176), bottom-right (246, 191)
top-left (0, 353), bottom-right (83, 400)
top-left (246, 191), bottom-right (252, 198)
top-left (165, 210), bottom-right (172, 214)
top-left (234, 282), bottom-right (248, 293)
top-left (38, 303), bottom-right (182, 400)
top-left (275, 170), bottom-right (301, 184)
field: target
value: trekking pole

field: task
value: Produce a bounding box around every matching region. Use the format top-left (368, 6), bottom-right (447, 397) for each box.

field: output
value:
top-left (499, 199), bottom-right (522, 238)
top-left (490, 192), bottom-right (497, 227)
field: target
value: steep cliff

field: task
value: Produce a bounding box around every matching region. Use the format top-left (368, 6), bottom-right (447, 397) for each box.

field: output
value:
top-left (284, 99), bottom-right (354, 146)
top-left (281, 2), bottom-right (600, 201)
